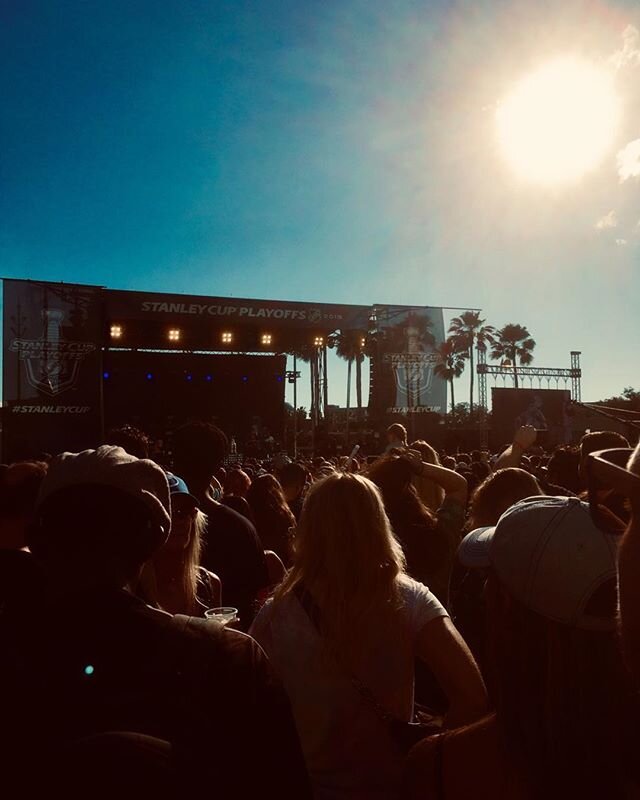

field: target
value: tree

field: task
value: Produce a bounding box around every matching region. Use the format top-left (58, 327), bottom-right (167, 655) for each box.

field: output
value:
top-left (287, 344), bottom-right (320, 424)
top-left (330, 330), bottom-right (366, 410)
top-left (490, 324), bottom-right (536, 389)
top-left (329, 329), bottom-right (366, 440)
top-left (433, 338), bottom-right (466, 414)
top-left (448, 311), bottom-right (495, 414)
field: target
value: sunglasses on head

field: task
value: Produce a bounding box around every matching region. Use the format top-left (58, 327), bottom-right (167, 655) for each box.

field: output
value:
top-left (586, 448), bottom-right (639, 533)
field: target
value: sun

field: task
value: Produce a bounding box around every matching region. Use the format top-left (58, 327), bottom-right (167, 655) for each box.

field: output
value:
top-left (496, 57), bottom-right (620, 185)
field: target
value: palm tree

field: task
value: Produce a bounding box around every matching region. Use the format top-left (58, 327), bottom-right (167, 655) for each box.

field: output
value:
top-left (287, 344), bottom-right (320, 424)
top-left (330, 330), bottom-right (366, 440)
top-left (433, 338), bottom-right (466, 414)
top-left (448, 311), bottom-right (495, 414)
top-left (490, 324), bottom-right (536, 389)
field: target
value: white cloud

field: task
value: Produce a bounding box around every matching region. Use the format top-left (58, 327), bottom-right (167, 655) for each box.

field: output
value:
top-left (610, 25), bottom-right (640, 71)
top-left (595, 210), bottom-right (618, 229)
top-left (616, 238), bottom-right (628, 246)
top-left (616, 139), bottom-right (640, 181)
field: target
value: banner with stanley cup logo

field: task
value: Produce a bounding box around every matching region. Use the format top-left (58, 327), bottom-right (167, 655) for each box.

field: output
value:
top-left (3, 279), bottom-right (104, 460)
top-left (369, 305), bottom-right (447, 418)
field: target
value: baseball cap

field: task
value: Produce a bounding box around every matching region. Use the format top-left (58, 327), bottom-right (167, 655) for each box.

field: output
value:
top-left (458, 495), bottom-right (618, 630)
top-left (165, 472), bottom-right (199, 507)
top-left (37, 446), bottom-right (171, 535)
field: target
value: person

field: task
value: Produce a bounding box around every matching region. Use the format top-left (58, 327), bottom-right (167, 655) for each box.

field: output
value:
top-left (0, 446), bottom-right (311, 797)
top-left (367, 452), bottom-right (467, 606)
top-left (105, 424), bottom-right (152, 459)
top-left (250, 472), bottom-right (487, 800)
top-left (221, 468), bottom-right (255, 523)
top-left (279, 461), bottom-right (308, 520)
top-left (494, 425), bottom-right (538, 470)
top-left (589, 442), bottom-right (640, 686)
top-left (578, 431), bottom-right (631, 525)
top-left (385, 423), bottom-right (408, 453)
top-left (542, 446), bottom-right (580, 495)
top-left (404, 495), bottom-right (639, 800)
top-left (137, 473), bottom-right (221, 615)
top-left (515, 394), bottom-right (547, 430)
top-left (449, 467), bottom-right (543, 664)
top-left (0, 460), bottom-right (48, 614)
top-left (246, 474), bottom-right (296, 566)
top-left (619, 444), bottom-right (640, 683)
top-left (465, 468), bottom-right (542, 531)
top-left (171, 422), bottom-right (269, 629)
top-left (409, 440), bottom-right (445, 512)
top-left (0, 460), bottom-right (48, 550)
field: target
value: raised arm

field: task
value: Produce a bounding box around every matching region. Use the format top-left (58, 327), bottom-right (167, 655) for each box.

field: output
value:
top-left (405, 451), bottom-right (468, 506)
top-left (494, 425), bottom-right (537, 470)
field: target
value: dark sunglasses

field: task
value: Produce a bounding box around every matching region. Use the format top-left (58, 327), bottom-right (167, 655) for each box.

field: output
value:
top-left (586, 448), bottom-right (639, 533)
top-left (172, 506), bottom-right (196, 520)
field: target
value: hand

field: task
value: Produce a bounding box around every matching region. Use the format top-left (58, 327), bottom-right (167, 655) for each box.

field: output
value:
top-left (513, 425), bottom-right (537, 450)
top-left (402, 450), bottom-right (424, 475)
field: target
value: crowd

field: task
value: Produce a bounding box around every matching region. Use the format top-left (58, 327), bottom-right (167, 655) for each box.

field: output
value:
top-left (0, 418), bottom-right (639, 799)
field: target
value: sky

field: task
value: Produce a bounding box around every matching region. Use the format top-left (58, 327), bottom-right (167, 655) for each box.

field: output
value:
top-left (2, 0), bottom-right (639, 411)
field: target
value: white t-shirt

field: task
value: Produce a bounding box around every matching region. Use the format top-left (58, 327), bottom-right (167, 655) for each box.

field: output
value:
top-left (249, 575), bottom-right (447, 800)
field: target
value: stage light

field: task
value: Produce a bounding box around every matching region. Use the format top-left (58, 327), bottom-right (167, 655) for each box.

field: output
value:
top-left (103, 371), bottom-right (110, 380)
top-left (261, 333), bottom-right (273, 346)
top-left (360, 337), bottom-right (366, 348)
top-left (242, 376), bottom-right (249, 382)
top-left (168, 328), bottom-right (181, 342)
top-left (110, 324), bottom-right (123, 339)
top-left (276, 375), bottom-right (283, 382)
top-left (221, 331), bottom-right (233, 344)
top-left (146, 372), bottom-right (154, 381)
top-left (205, 374), bottom-right (213, 382)
top-left (313, 336), bottom-right (324, 347)
top-left (185, 373), bottom-right (193, 382)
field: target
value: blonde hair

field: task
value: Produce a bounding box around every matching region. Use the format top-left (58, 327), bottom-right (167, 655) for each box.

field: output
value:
top-left (275, 472), bottom-right (407, 664)
top-left (184, 509), bottom-right (207, 611)
top-left (142, 508), bottom-right (207, 615)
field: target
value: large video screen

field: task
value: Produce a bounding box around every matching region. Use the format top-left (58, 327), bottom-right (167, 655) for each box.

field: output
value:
top-left (491, 387), bottom-right (573, 447)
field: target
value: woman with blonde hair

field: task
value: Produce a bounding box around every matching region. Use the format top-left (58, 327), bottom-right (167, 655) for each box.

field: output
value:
top-left (250, 472), bottom-right (487, 800)
top-left (138, 474), bottom-right (221, 616)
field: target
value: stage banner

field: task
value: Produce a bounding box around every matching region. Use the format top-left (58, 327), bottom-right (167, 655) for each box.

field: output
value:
top-left (105, 289), bottom-right (371, 331)
top-left (491, 387), bottom-right (573, 447)
top-left (3, 280), bottom-right (104, 460)
top-left (370, 306), bottom-right (447, 417)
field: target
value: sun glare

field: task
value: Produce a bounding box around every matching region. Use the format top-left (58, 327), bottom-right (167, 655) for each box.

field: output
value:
top-left (496, 58), bottom-right (620, 185)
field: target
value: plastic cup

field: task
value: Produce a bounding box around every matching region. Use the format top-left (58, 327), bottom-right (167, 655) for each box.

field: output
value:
top-left (204, 607), bottom-right (239, 626)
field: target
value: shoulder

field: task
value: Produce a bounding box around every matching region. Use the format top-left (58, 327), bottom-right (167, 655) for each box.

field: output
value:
top-left (205, 500), bottom-right (259, 536)
top-left (397, 575), bottom-right (449, 627)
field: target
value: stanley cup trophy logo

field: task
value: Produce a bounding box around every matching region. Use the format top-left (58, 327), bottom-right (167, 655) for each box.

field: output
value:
top-left (392, 324), bottom-right (435, 410)
top-left (10, 308), bottom-right (96, 397)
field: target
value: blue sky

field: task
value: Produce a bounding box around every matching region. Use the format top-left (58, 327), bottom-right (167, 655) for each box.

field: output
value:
top-left (2, 0), bottom-right (639, 409)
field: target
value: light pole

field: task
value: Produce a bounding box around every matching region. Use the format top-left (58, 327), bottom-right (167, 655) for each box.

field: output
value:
top-left (286, 357), bottom-right (301, 457)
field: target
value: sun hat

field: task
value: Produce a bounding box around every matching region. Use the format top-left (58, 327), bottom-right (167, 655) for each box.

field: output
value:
top-left (458, 495), bottom-right (618, 630)
top-left (37, 446), bottom-right (171, 534)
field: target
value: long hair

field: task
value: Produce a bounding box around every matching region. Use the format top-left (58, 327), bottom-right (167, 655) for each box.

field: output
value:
top-left (274, 473), bottom-right (407, 665)
top-left (410, 440), bottom-right (445, 511)
top-left (366, 455), bottom-right (437, 529)
top-left (247, 474), bottom-right (295, 528)
top-left (467, 468), bottom-right (541, 530)
top-left (145, 508), bottom-right (207, 614)
top-left (484, 574), bottom-right (637, 799)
